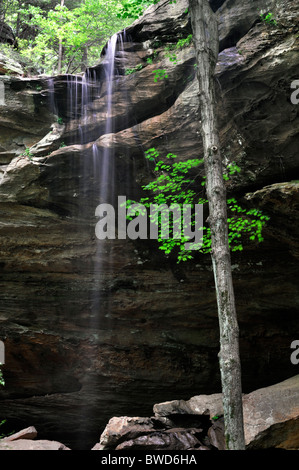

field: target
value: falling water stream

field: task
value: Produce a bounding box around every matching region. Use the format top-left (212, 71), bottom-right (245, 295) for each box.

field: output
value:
top-left (97, 33), bottom-right (118, 206)
top-left (89, 33), bottom-right (119, 332)
top-left (46, 32), bottom-right (135, 447)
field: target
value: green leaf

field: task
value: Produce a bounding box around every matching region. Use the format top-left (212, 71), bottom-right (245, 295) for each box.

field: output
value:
top-left (130, 148), bottom-right (269, 262)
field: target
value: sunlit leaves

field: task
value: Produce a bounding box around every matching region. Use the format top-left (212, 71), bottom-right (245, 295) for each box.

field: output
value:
top-left (152, 69), bottom-right (168, 82)
top-left (117, 0), bottom-right (159, 19)
top-left (128, 148), bottom-right (270, 263)
top-left (14, 0), bottom-right (132, 74)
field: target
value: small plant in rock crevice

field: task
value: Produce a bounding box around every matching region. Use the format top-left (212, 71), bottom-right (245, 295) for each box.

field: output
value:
top-left (21, 147), bottom-right (34, 161)
top-left (150, 33), bottom-right (193, 81)
top-left (152, 68), bottom-right (168, 82)
top-left (260, 12), bottom-right (277, 26)
top-left (125, 64), bottom-right (143, 75)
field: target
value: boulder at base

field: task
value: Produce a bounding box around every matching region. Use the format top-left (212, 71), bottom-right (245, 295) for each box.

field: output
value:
top-left (94, 375), bottom-right (299, 450)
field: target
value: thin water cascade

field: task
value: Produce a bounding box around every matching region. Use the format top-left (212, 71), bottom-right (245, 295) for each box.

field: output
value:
top-left (81, 33), bottom-right (129, 443)
top-left (82, 32), bottom-right (139, 335)
top-left (90, 33), bottom-right (121, 333)
top-left (46, 32), bottom-right (137, 447)
top-left (48, 33), bottom-right (127, 333)
top-left (47, 77), bottom-right (58, 117)
top-left (98, 33), bottom-right (118, 206)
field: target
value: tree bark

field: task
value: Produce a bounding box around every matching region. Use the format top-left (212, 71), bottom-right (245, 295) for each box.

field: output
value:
top-left (57, 0), bottom-right (65, 74)
top-left (189, 0), bottom-right (245, 450)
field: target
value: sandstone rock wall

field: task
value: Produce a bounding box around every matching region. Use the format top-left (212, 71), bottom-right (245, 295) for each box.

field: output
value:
top-left (0, 22), bottom-right (17, 48)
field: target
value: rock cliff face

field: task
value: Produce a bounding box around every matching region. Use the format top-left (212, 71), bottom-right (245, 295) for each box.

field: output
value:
top-left (0, 21), bottom-right (17, 48)
top-left (0, 0), bottom-right (298, 449)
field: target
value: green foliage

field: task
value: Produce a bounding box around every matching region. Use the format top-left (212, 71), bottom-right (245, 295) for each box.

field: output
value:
top-left (125, 63), bottom-right (143, 75)
top-left (226, 199), bottom-right (269, 251)
top-left (21, 147), bottom-right (34, 160)
top-left (153, 34), bottom-right (193, 76)
top-left (175, 33), bottom-right (193, 49)
top-left (0, 43), bottom-right (35, 74)
top-left (4, 0), bottom-right (133, 74)
top-left (146, 50), bottom-right (158, 65)
top-left (152, 69), bottom-right (168, 82)
top-left (125, 148), bottom-right (270, 263)
top-left (117, 0), bottom-right (159, 19)
top-left (0, 419), bottom-right (7, 439)
top-left (164, 34), bottom-right (193, 56)
top-left (223, 161), bottom-right (241, 181)
top-left (260, 12), bottom-right (277, 26)
top-left (0, 368), bottom-right (4, 387)
top-left (2, 0), bottom-right (162, 75)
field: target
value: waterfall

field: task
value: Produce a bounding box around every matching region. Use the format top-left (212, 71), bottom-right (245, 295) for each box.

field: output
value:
top-left (45, 32), bottom-right (131, 446)
top-left (47, 77), bottom-right (58, 116)
top-left (89, 33), bottom-right (119, 328)
top-left (98, 33), bottom-right (118, 206)
top-left (47, 32), bottom-right (130, 209)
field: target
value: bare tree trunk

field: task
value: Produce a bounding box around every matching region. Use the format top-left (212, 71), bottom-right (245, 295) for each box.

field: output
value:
top-left (57, 0), bottom-right (65, 74)
top-left (58, 40), bottom-right (63, 74)
top-left (189, 0), bottom-right (245, 450)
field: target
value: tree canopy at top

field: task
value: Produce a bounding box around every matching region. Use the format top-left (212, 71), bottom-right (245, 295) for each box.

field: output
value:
top-left (0, 0), bottom-right (155, 74)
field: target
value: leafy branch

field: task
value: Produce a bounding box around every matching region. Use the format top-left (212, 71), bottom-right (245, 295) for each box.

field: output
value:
top-left (125, 148), bottom-right (270, 263)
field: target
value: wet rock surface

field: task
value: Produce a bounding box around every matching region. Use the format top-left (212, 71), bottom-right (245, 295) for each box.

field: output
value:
top-left (0, 0), bottom-right (298, 449)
